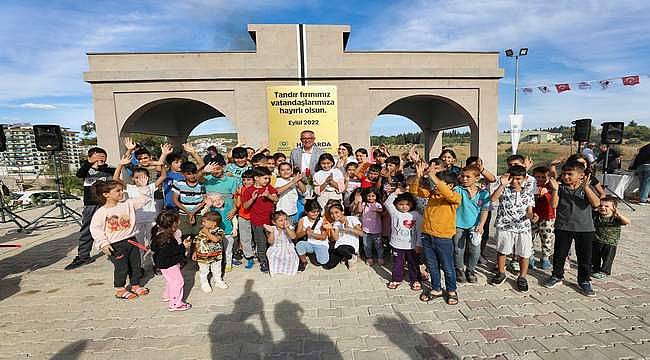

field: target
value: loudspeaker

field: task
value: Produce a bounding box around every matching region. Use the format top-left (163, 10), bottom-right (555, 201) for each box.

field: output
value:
top-left (0, 125), bottom-right (6, 152)
top-left (572, 118), bottom-right (592, 142)
top-left (33, 125), bottom-right (63, 151)
top-left (601, 122), bottom-right (624, 145)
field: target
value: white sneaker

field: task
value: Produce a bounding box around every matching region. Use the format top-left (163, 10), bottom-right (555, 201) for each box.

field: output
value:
top-left (201, 282), bottom-right (212, 293)
top-left (214, 280), bottom-right (229, 289)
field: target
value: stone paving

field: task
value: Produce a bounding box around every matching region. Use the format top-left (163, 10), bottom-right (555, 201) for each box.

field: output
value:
top-left (1, 203), bottom-right (650, 359)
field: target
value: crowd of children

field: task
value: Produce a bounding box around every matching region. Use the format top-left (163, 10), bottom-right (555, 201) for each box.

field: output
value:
top-left (78, 135), bottom-right (631, 311)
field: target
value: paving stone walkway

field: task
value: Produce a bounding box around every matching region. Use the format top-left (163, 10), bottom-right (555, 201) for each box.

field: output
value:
top-left (1, 204), bottom-right (650, 359)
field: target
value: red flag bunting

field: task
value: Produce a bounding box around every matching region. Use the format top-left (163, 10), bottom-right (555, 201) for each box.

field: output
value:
top-left (622, 75), bottom-right (640, 86)
top-left (555, 83), bottom-right (571, 93)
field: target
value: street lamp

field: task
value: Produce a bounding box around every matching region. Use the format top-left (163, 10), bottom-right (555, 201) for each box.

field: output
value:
top-left (505, 47), bottom-right (528, 114)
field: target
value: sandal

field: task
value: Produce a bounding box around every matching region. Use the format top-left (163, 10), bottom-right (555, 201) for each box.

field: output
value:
top-left (410, 281), bottom-right (422, 291)
top-left (446, 292), bottom-right (459, 305)
top-left (115, 289), bottom-right (138, 300)
top-left (419, 291), bottom-right (444, 302)
top-left (387, 281), bottom-right (401, 289)
top-left (130, 285), bottom-right (149, 296)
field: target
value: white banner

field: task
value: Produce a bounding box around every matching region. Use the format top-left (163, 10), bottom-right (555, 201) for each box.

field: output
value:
top-left (509, 114), bottom-right (523, 155)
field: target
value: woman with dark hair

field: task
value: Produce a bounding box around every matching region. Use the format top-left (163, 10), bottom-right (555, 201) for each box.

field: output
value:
top-left (335, 142), bottom-right (356, 171)
top-left (439, 149), bottom-right (461, 175)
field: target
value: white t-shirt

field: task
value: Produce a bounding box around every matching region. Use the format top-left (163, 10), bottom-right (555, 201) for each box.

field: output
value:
top-left (333, 216), bottom-right (361, 252)
top-left (301, 216), bottom-right (328, 247)
top-left (313, 168), bottom-right (345, 193)
top-left (301, 150), bottom-right (313, 173)
top-left (275, 177), bottom-right (299, 215)
top-left (126, 183), bottom-right (158, 222)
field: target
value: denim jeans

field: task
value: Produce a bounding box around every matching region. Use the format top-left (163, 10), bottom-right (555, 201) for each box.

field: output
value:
top-left (421, 234), bottom-right (457, 292)
top-left (363, 233), bottom-right (383, 260)
top-left (295, 241), bottom-right (330, 264)
top-left (638, 164), bottom-right (650, 203)
top-left (452, 228), bottom-right (480, 273)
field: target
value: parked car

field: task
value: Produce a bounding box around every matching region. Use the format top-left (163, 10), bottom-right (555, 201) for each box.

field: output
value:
top-left (13, 191), bottom-right (80, 207)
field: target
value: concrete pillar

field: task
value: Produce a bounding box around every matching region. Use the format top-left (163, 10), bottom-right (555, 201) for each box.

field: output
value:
top-left (167, 135), bottom-right (187, 154)
top-left (423, 129), bottom-right (442, 161)
top-left (477, 82), bottom-right (499, 174)
top-left (93, 85), bottom-right (121, 164)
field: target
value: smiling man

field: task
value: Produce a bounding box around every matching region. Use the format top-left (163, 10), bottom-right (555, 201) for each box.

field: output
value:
top-left (289, 130), bottom-right (325, 175)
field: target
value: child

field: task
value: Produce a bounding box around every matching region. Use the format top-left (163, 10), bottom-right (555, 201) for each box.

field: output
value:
top-left (225, 146), bottom-right (251, 184)
top-left (355, 148), bottom-right (369, 164)
top-left (352, 188), bottom-right (384, 265)
top-left (313, 153), bottom-right (346, 209)
top-left (273, 152), bottom-right (287, 165)
top-left (343, 162), bottom-right (361, 210)
top-left (439, 149), bottom-right (461, 175)
top-left (274, 162), bottom-right (306, 223)
top-left (453, 166), bottom-right (490, 283)
top-left (531, 166), bottom-right (557, 270)
top-left (241, 166), bottom-right (279, 273)
top-left (264, 211), bottom-right (299, 276)
top-left (193, 211), bottom-right (229, 292)
top-left (385, 190), bottom-right (423, 291)
top-left (163, 144), bottom-right (204, 210)
top-left (295, 199), bottom-right (329, 271)
top-left (410, 162), bottom-right (461, 305)
top-left (65, 147), bottom-right (117, 271)
top-left (490, 165), bottom-right (536, 292)
top-left (150, 210), bottom-right (192, 311)
top-left (172, 162), bottom-right (206, 238)
top-left (356, 163), bottom-right (383, 190)
top-left (234, 169), bottom-right (256, 268)
top-left (592, 197), bottom-right (630, 278)
top-left (206, 193), bottom-right (238, 272)
top-left (543, 161), bottom-right (601, 296)
top-left (90, 180), bottom-right (151, 300)
top-left (323, 202), bottom-right (363, 270)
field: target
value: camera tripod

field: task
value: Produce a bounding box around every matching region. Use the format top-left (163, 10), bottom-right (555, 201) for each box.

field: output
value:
top-left (0, 179), bottom-right (28, 232)
top-left (22, 153), bottom-right (82, 232)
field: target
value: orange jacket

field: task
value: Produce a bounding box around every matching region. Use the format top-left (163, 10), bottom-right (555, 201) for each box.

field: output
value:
top-left (409, 177), bottom-right (461, 238)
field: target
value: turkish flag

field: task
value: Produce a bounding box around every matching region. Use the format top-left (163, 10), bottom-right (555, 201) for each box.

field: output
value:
top-left (555, 83), bottom-right (571, 93)
top-left (622, 75), bottom-right (640, 86)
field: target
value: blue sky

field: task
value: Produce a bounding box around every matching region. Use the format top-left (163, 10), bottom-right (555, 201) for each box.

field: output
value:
top-left (1, 0), bottom-right (649, 137)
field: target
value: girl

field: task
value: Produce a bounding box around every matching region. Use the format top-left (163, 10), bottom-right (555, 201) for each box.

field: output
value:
top-left (323, 202), bottom-right (363, 270)
top-left (150, 210), bottom-right (192, 311)
top-left (439, 149), bottom-right (461, 176)
top-left (343, 163), bottom-right (361, 213)
top-left (90, 180), bottom-right (151, 300)
top-left (335, 143), bottom-right (357, 171)
top-left (313, 153), bottom-right (346, 209)
top-left (352, 188), bottom-right (384, 265)
top-left (264, 211), bottom-right (299, 276)
top-left (385, 190), bottom-right (423, 290)
top-left (207, 193), bottom-right (238, 273)
top-left (295, 200), bottom-right (329, 271)
top-left (274, 162), bottom-right (306, 224)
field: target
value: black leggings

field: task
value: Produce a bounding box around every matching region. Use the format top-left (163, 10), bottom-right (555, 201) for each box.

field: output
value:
top-left (323, 245), bottom-right (355, 270)
top-left (108, 238), bottom-right (142, 288)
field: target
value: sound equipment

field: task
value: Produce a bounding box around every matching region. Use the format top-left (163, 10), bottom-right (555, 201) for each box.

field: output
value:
top-left (572, 118), bottom-right (592, 142)
top-left (33, 125), bottom-right (63, 152)
top-left (601, 122), bottom-right (624, 145)
top-left (0, 125), bottom-right (6, 152)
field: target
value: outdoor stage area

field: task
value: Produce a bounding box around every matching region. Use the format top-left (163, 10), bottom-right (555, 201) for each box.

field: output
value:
top-left (2, 202), bottom-right (650, 359)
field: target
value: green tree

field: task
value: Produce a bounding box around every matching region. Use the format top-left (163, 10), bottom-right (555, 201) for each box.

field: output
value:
top-left (80, 121), bottom-right (97, 145)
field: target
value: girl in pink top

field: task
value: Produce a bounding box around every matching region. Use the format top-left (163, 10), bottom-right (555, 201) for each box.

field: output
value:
top-left (90, 180), bottom-right (151, 300)
top-left (352, 187), bottom-right (384, 265)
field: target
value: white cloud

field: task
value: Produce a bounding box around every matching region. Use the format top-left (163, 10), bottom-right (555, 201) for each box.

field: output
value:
top-left (18, 103), bottom-right (57, 110)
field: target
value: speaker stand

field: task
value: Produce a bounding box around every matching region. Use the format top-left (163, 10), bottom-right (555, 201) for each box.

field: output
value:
top-left (0, 180), bottom-right (28, 232)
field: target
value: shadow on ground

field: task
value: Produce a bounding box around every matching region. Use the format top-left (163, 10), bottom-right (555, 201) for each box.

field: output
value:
top-left (374, 312), bottom-right (455, 359)
top-left (49, 339), bottom-right (88, 360)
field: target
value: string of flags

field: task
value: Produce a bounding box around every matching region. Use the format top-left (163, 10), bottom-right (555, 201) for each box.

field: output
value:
top-left (518, 74), bottom-right (648, 95)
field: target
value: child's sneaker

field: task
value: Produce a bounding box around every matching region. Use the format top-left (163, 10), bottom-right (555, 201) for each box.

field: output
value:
top-left (564, 257), bottom-right (571, 269)
top-left (298, 261), bottom-right (307, 272)
top-left (541, 258), bottom-right (552, 270)
top-left (528, 256), bottom-right (537, 269)
top-left (456, 269), bottom-right (467, 283)
top-left (508, 260), bottom-right (520, 273)
top-left (580, 281), bottom-right (596, 297)
top-left (214, 280), bottom-right (229, 289)
top-left (168, 303), bottom-right (192, 312)
top-left (366, 258), bottom-right (374, 266)
top-left (245, 258), bottom-right (254, 269)
top-left (224, 265), bottom-right (233, 273)
top-left (491, 272), bottom-right (507, 285)
top-left (232, 259), bottom-right (242, 267)
top-left (260, 263), bottom-right (269, 273)
top-left (465, 271), bottom-right (478, 283)
top-left (591, 272), bottom-right (607, 280)
top-left (516, 277), bottom-right (529, 292)
top-left (201, 282), bottom-right (212, 293)
top-left (543, 276), bottom-right (563, 288)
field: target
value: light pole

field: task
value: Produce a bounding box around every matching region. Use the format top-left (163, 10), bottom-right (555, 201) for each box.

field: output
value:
top-left (505, 48), bottom-right (528, 115)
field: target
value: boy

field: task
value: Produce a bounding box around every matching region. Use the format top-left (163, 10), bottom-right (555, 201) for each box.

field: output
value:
top-left (490, 165), bottom-right (537, 292)
top-left (172, 162), bottom-right (206, 238)
top-left (225, 146), bottom-right (251, 184)
top-left (162, 143), bottom-right (203, 210)
top-left (591, 197), bottom-right (630, 279)
top-left (357, 163), bottom-right (383, 190)
top-left (192, 211), bottom-right (228, 292)
top-left (453, 166), bottom-right (490, 283)
top-left (543, 161), bottom-right (601, 296)
top-left (241, 167), bottom-right (279, 273)
top-left (205, 193), bottom-right (239, 273)
top-left (65, 147), bottom-right (116, 270)
top-left (410, 161), bottom-right (461, 305)
top-left (531, 166), bottom-right (557, 270)
top-left (504, 154), bottom-right (536, 273)
top-left (234, 170), bottom-right (256, 268)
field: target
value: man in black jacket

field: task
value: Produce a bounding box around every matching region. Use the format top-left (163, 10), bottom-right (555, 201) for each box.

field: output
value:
top-left (64, 147), bottom-right (116, 270)
top-left (630, 143), bottom-right (650, 205)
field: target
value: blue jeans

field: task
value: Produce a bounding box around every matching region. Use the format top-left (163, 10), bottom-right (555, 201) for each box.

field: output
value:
top-left (453, 228), bottom-right (480, 273)
top-left (421, 234), bottom-right (457, 292)
top-left (295, 241), bottom-right (330, 265)
top-left (363, 233), bottom-right (383, 260)
top-left (638, 164), bottom-right (650, 203)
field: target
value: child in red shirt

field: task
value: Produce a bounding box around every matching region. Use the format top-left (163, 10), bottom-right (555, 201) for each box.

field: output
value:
top-left (234, 169), bottom-right (256, 269)
top-left (531, 166), bottom-right (558, 270)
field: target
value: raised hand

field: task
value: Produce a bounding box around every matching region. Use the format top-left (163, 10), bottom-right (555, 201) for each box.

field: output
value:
top-left (293, 173), bottom-right (304, 183)
top-left (203, 162), bottom-right (217, 174)
top-left (524, 157), bottom-right (534, 170)
top-left (499, 174), bottom-right (510, 186)
top-left (182, 143), bottom-right (196, 154)
top-left (160, 143), bottom-right (174, 156)
top-left (123, 137), bottom-right (136, 151)
top-left (354, 191), bottom-right (363, 204)
top-left (118, 153), bottom-right (132, 166)
top-left (415, 161), bottom-right (427, 177)
top-left (263, 224), bottom-right (274, 233)
top-left (548, 177), bottom-right (559, 191)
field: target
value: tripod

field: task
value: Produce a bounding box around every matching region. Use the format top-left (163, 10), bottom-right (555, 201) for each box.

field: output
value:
top-left (23, 153), bottom-right (82, 232)
top-left (602, 147), bottom-right (635, 211)
top-left (0, 179), bottom-right (28, 232)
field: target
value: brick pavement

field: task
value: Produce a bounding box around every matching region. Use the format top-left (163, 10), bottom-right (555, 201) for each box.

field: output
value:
top-left (1, 204), bottom-right (650, 359)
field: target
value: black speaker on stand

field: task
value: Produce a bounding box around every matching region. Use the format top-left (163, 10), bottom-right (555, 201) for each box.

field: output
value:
top-left (33, 125), bottom-right (64, 151)
top-left (0, 125), bottom-right (29, 231)
top-left (572, 118), bottom-right (592, 153)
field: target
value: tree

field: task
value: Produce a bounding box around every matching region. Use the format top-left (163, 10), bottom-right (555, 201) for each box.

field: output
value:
top-left (80, 121), bottom-right (97, 145)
